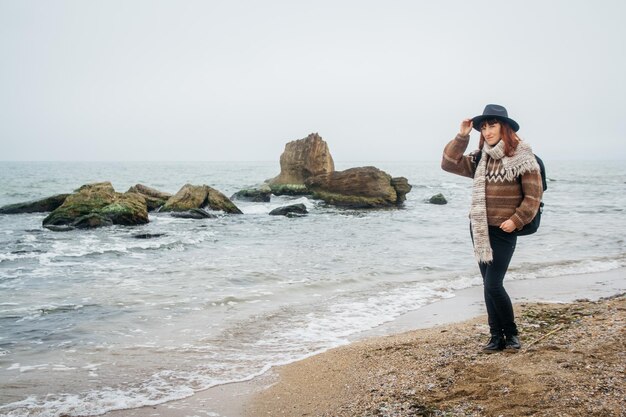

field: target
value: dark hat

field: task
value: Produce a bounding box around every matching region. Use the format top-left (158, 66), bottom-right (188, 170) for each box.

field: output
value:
top-left (471, 104), bottom-right (519, 132)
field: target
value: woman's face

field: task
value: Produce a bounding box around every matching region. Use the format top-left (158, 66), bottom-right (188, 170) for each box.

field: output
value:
top-left (481, 121), bottom-right (502, 146)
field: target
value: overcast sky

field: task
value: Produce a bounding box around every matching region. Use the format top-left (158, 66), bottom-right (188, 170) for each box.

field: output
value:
top-left (1, 0), bottom-right (624, 161)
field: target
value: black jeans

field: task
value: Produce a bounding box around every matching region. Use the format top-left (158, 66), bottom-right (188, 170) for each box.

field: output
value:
top-left (472, 225), bottom-right (518, 337)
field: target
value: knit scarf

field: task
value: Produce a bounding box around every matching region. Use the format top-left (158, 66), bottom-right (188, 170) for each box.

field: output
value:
top-left (470, 140), bottom-right (539, 263)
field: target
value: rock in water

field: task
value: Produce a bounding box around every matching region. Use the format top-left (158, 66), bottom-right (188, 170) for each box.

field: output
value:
top-left (206, 187), bottom-right (243, 214)
top-left (162, 184), bottom-right (242, 214)
top-left (269, 203), bottom-right (308, 216)
top-left (268, 133), bottom-right (335, 195)
top-left (44, 225), bottom-right (75, 232)
top-left (0, 194), bottom-right (70, 214)
top-left (305, 166), bottom-right (412, 208)
top-left (391, 177), bottom-right (412, 205)
top-left (161, 184), bottom-right (208, 212)
top-left (428, 193), bottom-right (447, 205)
top-left (132, 233), bottom-right (166, 239)
top-left (170, 208), bottom-right (217, 219)
top-left (101, 193), bottom-right (150, 225)
top-left (72, 213), bottom-right (114, 229)
top-left (42, 182), bottom-right (149, 230)
top-left (267, 183), bottom-right (309, 196)
top-left (127, 184), bottom-right (172, 211)
top-left (231, 185), bottom-right (272, 202)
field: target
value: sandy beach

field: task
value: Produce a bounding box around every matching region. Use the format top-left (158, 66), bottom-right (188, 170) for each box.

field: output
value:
top-left (102, 268), bottom-right (626, 417)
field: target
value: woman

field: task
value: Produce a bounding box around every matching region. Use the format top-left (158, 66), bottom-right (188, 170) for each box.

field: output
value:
top-left (441, 104), bottom-right (543, 353)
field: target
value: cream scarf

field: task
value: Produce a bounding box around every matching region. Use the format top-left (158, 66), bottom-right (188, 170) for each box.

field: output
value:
top-left (470, 140), bottom-right (539, 263)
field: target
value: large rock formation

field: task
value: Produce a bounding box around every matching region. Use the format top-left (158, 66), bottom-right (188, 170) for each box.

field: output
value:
top-left (268, 133), bottom-right (335, 195)
top-left (0, 194), bottom-right (70, 214)
top-left (127, 184), bottom-right (172, 211)
top-left (305, 166), bottom-right (412, 208)
top-left (42, 182), bottom-right (149, 229)
top-left (161, 184), bottom-right (242, 214)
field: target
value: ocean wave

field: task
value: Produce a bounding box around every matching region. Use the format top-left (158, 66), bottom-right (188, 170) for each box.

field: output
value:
top-left (205, 295), bottom-right (248, 307)
top-left (10, 249), bottom-right (44, 255)
top-left (0, 358), bottom-right (277, 417)
top-left (34, 233), bottom-right (216, 262)
top-left (507, 255), bottom-right (625, 281)
top-left (0, 251), bottom-right (42, 263)
top-left (0, 377), bottom-right (195, 417)
top-left (0, 303), bottom-right (94, 322)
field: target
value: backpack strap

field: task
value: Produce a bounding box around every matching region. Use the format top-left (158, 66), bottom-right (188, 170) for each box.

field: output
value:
top-left (534, 155), bottom-right (547, 191)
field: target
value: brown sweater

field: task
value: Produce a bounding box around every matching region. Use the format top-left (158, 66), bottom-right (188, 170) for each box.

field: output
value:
top-left (441, 134), bottom-right (543, 230)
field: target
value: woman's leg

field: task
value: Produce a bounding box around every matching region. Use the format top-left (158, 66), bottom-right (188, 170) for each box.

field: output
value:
top-left (480, 261), bottom-right (503, 335)
top-left (481, 227), bottom-right (518, 337)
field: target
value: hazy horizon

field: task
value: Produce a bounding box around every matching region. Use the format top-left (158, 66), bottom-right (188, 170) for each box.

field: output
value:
top-left (2, 1), bottom-right (625, 162)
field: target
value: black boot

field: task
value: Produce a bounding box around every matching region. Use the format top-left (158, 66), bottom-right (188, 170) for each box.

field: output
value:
top-left (482, 334), bottom-right (504, 354)
top-left (504, 335), bottom-right (521, 352)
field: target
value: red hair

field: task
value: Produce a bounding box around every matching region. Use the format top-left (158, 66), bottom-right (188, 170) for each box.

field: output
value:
top-left (478, 119), bottom-right (519, 157)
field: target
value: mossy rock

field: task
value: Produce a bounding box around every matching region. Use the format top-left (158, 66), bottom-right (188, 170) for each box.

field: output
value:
top-left (269, 183), bottom-right (310, 196)
top-left (170, 208), bottom-right (217, 219)
top-left (43, 182), bottom-right (149, 229)
top-left (311, 191), bottom-right (391, 208)
top-left (73, 213), bottom-right (114, 229)
top-left (428, 193), bottom-right (447, 205)
top-left (162, 184), bottom-right (242, 214)
top-left (391, 177), bottom-right (412, 205)
top-left (231, 185), bottom-right (272, 202)
top-left (207, 188), bottom-right (243, 214)
top-left (100, 193), bottom-right (149, 225)
top-left (161, 184), bottom-right (208, 212)
top-left (127, 184), bottom-right (172, 211)
top-left (0, 193), bottom-right (70, 214)
top-left (269, 203), bottom-right (308, 216)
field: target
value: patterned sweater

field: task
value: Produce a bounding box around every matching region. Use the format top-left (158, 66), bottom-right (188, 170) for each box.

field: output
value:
top-left (441, 134), bottom-right (543, 230)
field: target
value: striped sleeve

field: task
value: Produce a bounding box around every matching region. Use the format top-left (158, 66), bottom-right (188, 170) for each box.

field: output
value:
top-left (441, 134), bottom-right (476, 178)
top-left (510, 170), bottom-right (543, 230)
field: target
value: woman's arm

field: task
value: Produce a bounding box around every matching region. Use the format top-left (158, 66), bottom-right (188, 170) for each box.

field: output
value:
top-left (441, 119), bottom-right (477, 178)
top-left (509, 170), bottom-right (543, 230)
top-left (441, 133), bottom-right (476, 178)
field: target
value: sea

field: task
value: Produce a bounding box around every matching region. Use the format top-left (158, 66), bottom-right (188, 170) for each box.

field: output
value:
top-left (0, 160), bottom-right (624, 417)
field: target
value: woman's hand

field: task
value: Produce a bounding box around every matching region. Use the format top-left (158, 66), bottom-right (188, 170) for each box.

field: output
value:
top-left (500, 219), bottom-right (516, 233)
top-left (459, 119), bottom-right (473, 136)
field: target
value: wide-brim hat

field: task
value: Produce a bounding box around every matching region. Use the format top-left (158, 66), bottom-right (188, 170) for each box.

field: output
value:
top-left (471, 104), bottom-right (520, 132)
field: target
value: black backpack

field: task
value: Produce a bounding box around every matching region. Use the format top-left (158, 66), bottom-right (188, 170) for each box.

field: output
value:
top-left (473, 152), bottom-right (547, 236)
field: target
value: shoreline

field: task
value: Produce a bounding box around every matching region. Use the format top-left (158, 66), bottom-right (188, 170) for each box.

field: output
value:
top-left (100, 267), bottom-right (626, 417)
